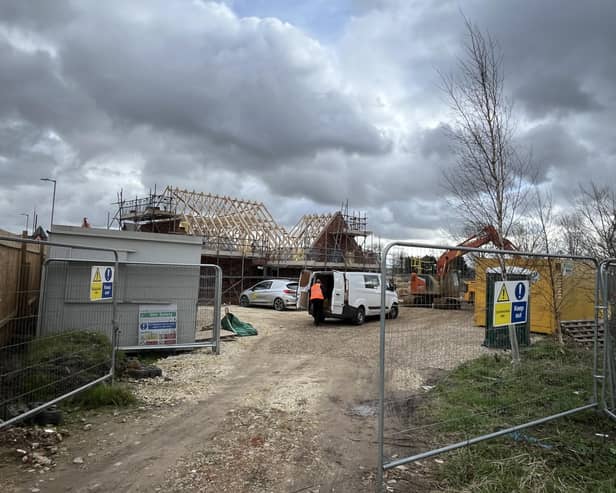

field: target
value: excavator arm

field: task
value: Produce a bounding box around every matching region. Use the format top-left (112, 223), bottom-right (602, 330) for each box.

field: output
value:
top-left (436, 225), bottom-right (517, 277)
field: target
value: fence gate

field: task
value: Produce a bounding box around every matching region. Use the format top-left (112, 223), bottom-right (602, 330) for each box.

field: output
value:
top-left (601, 260), bottom-right (616, 419)
top-left (0, 237), bottom-right (120, 429)
top-left (42, 260), bottom-right (222, 354)
top-left (377, 241), bottom-right (603, 490)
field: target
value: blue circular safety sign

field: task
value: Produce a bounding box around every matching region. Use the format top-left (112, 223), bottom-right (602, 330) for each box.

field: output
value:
top-left (515, 282), bottom-right (526, 300)
top-left (105, 267), bottom-right (113, 281)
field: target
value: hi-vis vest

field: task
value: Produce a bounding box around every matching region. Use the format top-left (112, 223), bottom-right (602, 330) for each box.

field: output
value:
top-left (310, 283), bottom-right (324, 300)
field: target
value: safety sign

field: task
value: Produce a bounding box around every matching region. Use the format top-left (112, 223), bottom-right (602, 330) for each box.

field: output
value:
top-left (90, 266), bottom-right (114, 301)
top-left (138, 304), bottom-right (178, 345)
top-left (493, 280), bottom-right (529, 327)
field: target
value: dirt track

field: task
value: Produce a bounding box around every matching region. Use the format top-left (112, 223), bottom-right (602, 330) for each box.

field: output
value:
top-left (0, 306), bottom-right (478, 492)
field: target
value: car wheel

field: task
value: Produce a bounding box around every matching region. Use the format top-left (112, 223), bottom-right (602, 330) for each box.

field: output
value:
top-left (239, 295), bottom-right (250, 307)
top-left (273, 298), bottom-right (286, 311)
top-left (354, 306), bottom-right (366, 325)
top-left (389, 304), bottom-right (399, 320)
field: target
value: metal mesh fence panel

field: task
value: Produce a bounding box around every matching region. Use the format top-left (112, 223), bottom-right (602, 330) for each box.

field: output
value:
top-left (378, 243), bottom-right (600, 479)
top-left (118, 263), bottom-right (199, 347)
top-left (603, 262), bottom-right (616, 414)
top-left (196, 266), bottom-right (219, 345)
top-left (1, 241), bottom-right (117, 428)
top-left (93, 262), bottom-right (221, 352)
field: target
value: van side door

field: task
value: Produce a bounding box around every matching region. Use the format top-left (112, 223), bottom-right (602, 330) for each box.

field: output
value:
top-left (363, 274), bottom-right (381, 314)
top-left (331, 271), bottom-right (345, 315)
top-left (297, 270), bottom-right (312, 310)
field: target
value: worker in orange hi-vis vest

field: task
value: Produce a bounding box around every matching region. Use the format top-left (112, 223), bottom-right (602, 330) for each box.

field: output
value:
top-left (310, 279), bottom-right (325, 326)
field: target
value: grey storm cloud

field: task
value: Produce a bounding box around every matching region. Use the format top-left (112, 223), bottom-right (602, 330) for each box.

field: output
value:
top-left (0, 122), bottom-right (59, 182)
top-left (0, 1), bottom-right (76, 31)
top-left (57, 2), bottom-right (387, 160)
top-left (466, 1), bottom-right (616, 121)
top-left (0, 0), bottom-right (615, 240)
top-left (0, 38), bottom-right (75, 130)
top-left (515, 75), bottom-right (602, 118)
top-left (417, 124), bottom-right (453, 161)
top-left (520, 123), bottom-right (590, 180)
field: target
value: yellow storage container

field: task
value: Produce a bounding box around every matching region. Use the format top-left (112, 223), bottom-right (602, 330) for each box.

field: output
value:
top-left (470, 257), bottom-right (596, 334)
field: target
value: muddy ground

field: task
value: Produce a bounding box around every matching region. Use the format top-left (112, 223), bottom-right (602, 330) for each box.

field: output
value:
top-left (0, 306), bottom-right (482, 493)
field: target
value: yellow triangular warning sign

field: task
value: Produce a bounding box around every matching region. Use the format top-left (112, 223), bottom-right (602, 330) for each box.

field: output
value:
top-left (93, 268), bottom-right (102, 282)
top-left (497, 284), bottom-right (510, 302)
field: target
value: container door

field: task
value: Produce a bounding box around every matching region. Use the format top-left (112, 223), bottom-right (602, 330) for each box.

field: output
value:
top-left (297, 270), bottom-right (312, 310)
top-left (332, 271), bottom-right (344, 315)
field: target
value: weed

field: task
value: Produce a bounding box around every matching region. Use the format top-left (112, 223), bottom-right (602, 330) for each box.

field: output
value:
top-left (67, 383), bottom-right (136, 409)
top-left (418, 341), bottom-right (616, 492)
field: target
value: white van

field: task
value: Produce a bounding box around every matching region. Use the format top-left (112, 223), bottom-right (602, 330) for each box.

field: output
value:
top-left (297, 270), bottom-right (399, 324)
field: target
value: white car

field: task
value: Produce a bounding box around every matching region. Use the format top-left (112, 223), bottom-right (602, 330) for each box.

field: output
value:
top-left (239, 279), bottom-right (298, 311)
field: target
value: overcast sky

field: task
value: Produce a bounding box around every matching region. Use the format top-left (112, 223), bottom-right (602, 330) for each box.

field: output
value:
top-left (0, 0), bottom-right (614, 242)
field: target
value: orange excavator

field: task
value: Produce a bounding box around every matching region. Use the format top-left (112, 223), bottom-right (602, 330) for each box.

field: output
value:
top-left (410, 225), bottom-right (517, 308)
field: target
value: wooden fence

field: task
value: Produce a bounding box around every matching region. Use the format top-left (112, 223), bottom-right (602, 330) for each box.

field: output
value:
top-left (0, 235), bottom-right (45, 347)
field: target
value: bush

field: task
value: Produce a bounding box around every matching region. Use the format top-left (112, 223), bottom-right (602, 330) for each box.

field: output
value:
top-left (24, 331), bottom-right (116, 401)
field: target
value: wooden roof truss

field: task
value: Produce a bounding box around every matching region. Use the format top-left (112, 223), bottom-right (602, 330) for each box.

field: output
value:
top-left (288, 213), bottom-right (338, 248)
top-left (167, 187), bottom-right (291, 249)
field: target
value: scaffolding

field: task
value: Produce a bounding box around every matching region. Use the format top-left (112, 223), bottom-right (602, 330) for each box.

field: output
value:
top-left (112, 186), bottom-right (178, 233)
top-left (111, 185), bottom-right (377, 267)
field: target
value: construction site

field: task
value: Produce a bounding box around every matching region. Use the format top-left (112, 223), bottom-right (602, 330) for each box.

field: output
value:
top-left (110, 185), bottom-right (381, 302)
top-left (1, 188), bottom-right (613, 493)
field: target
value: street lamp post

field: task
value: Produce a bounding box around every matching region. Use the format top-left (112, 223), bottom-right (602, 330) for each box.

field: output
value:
top-left (19, 213), bottom-right (29, 235)
top-left (40, 178), bottom-right (57, 230)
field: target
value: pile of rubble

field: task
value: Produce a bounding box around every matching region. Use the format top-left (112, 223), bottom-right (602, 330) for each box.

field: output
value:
top-left (0, 426), bottom-right (65, 471)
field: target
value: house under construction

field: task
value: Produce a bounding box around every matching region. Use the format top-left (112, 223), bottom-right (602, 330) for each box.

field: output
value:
top-left (112, 186), bottom-right (380, 302)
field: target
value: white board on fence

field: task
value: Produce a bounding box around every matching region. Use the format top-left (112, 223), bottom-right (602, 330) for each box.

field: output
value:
top-left (493, 280), bottom-right (529, 327)
top-left (138, 304), bottom-right (178, 345)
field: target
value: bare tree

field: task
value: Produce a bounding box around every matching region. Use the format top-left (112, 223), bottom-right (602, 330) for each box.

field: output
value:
top-left (558, 212), bottom-right (586, 256)
top-left (575, 183), bottom-right (616, 258)
top-left (442, 19), bottom-right (533, 246)
top-left (533, 191), bottom-right (566, 345)
top-left (442, 19), bottom-right (534, 363)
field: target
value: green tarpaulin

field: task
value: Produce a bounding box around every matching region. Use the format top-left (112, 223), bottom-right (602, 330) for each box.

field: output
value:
top-left (221, 313), bottom-right (258, 337)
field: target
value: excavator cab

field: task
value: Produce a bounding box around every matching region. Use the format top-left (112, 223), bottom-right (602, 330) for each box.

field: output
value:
top-left (409, 225), bottom-right (516, 309)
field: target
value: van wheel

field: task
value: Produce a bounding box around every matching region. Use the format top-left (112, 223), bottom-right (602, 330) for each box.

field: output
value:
top-left (354, 306), bottom-right (365, 325)
top-left (388, 304), bottom-right (399, 320)
top-left (239, 295), bottom-right (250, 307)
top-left (273, 298), bottom-right (285, 311)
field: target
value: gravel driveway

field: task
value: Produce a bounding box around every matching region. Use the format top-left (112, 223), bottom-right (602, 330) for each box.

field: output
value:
top-left (1, 305), bottom-right (480, 492)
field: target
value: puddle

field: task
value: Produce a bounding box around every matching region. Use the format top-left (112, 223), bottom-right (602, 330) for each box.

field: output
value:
top-left (348, 402), bottom-right (377, 417)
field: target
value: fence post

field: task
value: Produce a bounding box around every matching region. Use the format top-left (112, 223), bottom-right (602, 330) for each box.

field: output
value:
top-left (214, 265), bottom-right (222, 355)
top-left (111, 253), bottom-right (120, 384)
top-left (376, 242), bottom-right (393, 492)
top-left (508, 324), bottom-right (521, 366)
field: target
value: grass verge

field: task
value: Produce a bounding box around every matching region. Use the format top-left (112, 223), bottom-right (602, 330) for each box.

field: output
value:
top-left (422, 341), bottom-right (616, 492)
top-left (67, 383), bottom-right (137, 409)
